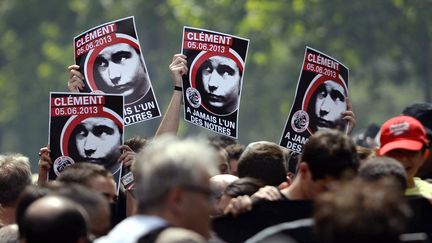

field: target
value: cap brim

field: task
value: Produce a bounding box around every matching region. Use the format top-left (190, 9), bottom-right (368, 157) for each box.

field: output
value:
top-left (378, 140), bottom-right (424, 155)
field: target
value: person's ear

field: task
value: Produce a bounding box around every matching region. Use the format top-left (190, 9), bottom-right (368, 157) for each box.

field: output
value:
top-left (165, 187), bottom-right (184, 213)
top-left (298, 162), bottom-right (311, 180)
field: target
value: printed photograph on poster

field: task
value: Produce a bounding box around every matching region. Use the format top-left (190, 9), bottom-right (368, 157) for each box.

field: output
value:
top-left (181, 26), bottom-right (249, 138)
top-left (280, 47), bottom-right (349, 153)
top-left (74, 16), bottom-right (160, 125)
top-left (48, 92), bottom-right (124, 190)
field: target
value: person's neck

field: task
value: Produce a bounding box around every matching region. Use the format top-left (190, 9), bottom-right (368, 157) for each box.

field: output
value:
top-left (280, 177), bottom-right (314, 200)
top-left (0, 205), bottom-right (16, 225)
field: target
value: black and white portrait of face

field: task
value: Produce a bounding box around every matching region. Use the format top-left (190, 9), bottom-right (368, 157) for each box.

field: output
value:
top-left (72, 117), bottom-right (122, 169)
top-left (196, 55), bottom-right (242, 115)
top-left (308, 80), bottom-right (347, 133)
top-left (94, 43), bottom-right (149, 104)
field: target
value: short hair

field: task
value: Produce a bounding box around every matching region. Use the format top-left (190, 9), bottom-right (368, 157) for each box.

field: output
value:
top-left (53, 184), bottom-right (110, 238)
top-left (125, 136), bottom-right (148, 153)
top-left (300, 130), bottom-right (358, 180)
top-left (223, 177), bottom-right (264, 198)
top-left (225, 143), bottom-right (245, 161)
top-left (57, 162), bottom-right (113, 186)
top-left (16, 185), bottom-right (52, 229)
top-left (358, 156), bottom-right (407, 191)
top-left (19, 196), bottom-right (89, 243)
top-left (237, 141), bottom-right (287, 186)
top-left (0, 153), bottom-right (32, 206)
top-left (135, 135), bottom-right (218, 213)
top-left (207, 135), bottom-right (237, 148)
top-left (314, 178), bottom-right (411, 243)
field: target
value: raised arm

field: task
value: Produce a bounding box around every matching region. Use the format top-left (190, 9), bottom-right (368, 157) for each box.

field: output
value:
top-left (154, 54), bottom-right (188, 137)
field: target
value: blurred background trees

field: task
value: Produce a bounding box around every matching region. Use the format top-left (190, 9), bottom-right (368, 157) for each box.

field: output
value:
top-left (0, 0), bottom-right (430, 170)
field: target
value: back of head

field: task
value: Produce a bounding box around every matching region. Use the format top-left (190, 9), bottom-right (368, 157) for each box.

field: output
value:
top-left (314, 179), bottom-right (411, 243)
top-left (224, 177), bottom-right (265, 198)
top-left (301, 130), bottom-right (358, 180)
top-left (358, 156), bottom-right (408, 191)
top-left (19, 196), bottom-right (89, 243)
top-left (135, 135), bottom-right (218, 213)
top-left (237, 141), bottom-right (287, 186)
top-left (402, 102), bottom-right (432, 142)
top-left (57, 162), bottom-right (112, 186)
top-left (0, 153), bottom-right (32, 207)
top-left (124, 136), bottom-right (148, 153)
top-left (15, 185), bottom-right (52, 229)
top-left (53, 184), bottom-right (111, 238)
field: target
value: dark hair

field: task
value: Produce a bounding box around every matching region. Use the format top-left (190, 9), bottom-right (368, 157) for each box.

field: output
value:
top-left (301, 130), bottom-right (358, 180)
top-left (237, 142), bottom-right (287, 186)
top-left (358, 156), bottom-right (407, 191)
top-left (16, 185), bottom-right (52, 229)
top-left (225, 143), bottom-right (245, 161)
top-left (125, 136), bottom-right (148, 153)
top-left (19, 196), bottom-right (89, 243)
top-left (314, 178), bottom-right (411, 243)
top-left (224, 177), bottom-right (264, 198)
top-left (57, 162), bottom-right (113, 186)
top-left (207, 135), bottom-right (237, 149)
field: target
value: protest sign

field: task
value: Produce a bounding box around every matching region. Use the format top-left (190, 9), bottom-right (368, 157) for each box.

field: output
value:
top-left (280, 47), bottom-right (349, 153)
top-left (182, 26), bottom-right (249, 138)
top-left (74, 16), bottom-right (160, 125)
top-left (49, 92), bottom-right (124, 190)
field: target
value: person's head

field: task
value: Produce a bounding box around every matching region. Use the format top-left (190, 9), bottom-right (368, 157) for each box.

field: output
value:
top-left (300, 129), bottom-right (358, 181)
top-left (197, 55), bottom-right (242, 114)
top-left (377, 115), bottom-right (430, 185)
top-left (57, 163), bottom-right (117, 204)
top-left (94, 43), bottom-right (149, 103)
top-left (135, 135), bottom-right (218, 239)
top-left (209, 174), bottom-right (238, 216)
top-left (224, 143), bottom-right (245, 176)
top-left (219, 177), bottom-right (264, 213)
top-left (208, 141), bottom-right (230, 174)
top-left (54, 184), bottom-right (111, 238)
top-left (19, 196), bottom-right (89, 243)
top-left (72, 117), bottom-right (122, 170)
top-left (314, 179), bottom-right (411, 243)
top-left (237, 141), bottom-right (287, 187)
top-left (0, 153), bottom-right (32, 208)
top-left (124, 136), bottom-right (148, 153)
top-left (402, 102), bottom-right (432, 178)
top-left (358, 156), bottom-right (408, 192)
top-left (308, 80), bottom-right (347, 132)
top-left (15, 185), bottom-right (53, 229)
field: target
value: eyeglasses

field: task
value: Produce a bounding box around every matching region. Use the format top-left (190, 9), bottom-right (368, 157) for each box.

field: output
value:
top-left (181, 184), bottom-right (212, 198)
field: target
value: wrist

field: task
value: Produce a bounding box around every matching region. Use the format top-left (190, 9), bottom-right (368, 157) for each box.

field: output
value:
top-left (174, 86), bottom-right (182, 92)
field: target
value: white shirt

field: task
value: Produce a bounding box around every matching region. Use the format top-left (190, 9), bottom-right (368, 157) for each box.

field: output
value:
top-left (95, 215), bottom-right (167, 243)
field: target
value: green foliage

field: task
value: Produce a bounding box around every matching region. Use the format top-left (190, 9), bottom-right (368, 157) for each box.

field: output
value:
top-left (0, 0), bottom-right (430, 171)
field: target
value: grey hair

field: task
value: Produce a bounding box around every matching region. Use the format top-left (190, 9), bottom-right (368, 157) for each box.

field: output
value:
top-left (135, 135), bottom-right (218, 212)
top-left (0, 153), bottom-right (32, 206)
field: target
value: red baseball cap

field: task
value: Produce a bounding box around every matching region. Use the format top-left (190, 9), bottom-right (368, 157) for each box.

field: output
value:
top-left (378, 115), bottom-right (429, 155)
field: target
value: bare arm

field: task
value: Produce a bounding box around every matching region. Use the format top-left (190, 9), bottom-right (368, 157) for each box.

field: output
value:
top-left (154, 54), bottom-right (188, 137)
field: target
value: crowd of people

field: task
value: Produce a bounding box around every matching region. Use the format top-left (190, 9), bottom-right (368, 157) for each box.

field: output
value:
top-left (0, 53), bottom-right (432, 243)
